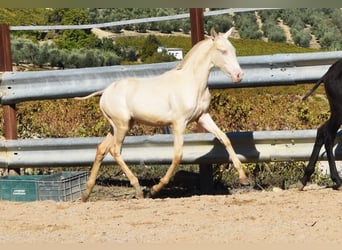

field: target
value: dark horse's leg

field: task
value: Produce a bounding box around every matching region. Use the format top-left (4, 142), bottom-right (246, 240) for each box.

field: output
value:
top-left (298, 124), bottom-right (325, 190)
top-left (324, 118), bottom-right (342, 189)
top-left (299, 118), bottom-right (342, 190)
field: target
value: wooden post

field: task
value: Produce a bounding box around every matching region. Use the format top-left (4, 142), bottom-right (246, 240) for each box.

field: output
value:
top-left (189, 9), bottom-right (214, 195)
top-left (0, 24), bottom-right (17, 140)
top-left (0, 24), bottom-right (19, 175)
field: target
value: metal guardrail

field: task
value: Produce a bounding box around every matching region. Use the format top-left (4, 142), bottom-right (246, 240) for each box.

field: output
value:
top-left (1, 51), bottom-right (342, 104)
top-left (1, 130), bottom-right (342, 168)
top-left (9, 8), bottom-right (278, 31)
top-left (1, 51), bottom-right (342, 169)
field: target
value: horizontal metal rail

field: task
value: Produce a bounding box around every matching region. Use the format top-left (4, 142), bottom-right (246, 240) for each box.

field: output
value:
top-left (1, 51), bottom-right (342, 104)
top-left (1, 130), bottom-right (342, 168)
top-left (10, 8), bottom-right (278, 31)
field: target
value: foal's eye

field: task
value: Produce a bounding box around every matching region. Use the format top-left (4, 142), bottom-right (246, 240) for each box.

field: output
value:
top-left (221, 50), bottom-right (227, 55)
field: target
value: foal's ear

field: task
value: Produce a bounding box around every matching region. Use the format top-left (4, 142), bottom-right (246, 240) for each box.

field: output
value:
top-left (223, 27), bottom-right (234, 39)
top-left (210, 27), bottom-right (218, 40)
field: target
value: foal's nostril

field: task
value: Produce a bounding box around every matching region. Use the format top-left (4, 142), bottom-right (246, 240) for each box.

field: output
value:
top-left (235, 71), bottom-right (243, 82)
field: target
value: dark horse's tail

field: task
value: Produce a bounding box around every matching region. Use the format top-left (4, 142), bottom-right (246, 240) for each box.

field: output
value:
top-left (302, 60), bottom-right (341, 101)
top-left (302, 72), bottom-right (328, 101)
top-left (302, 77), bottom-right (324, 101)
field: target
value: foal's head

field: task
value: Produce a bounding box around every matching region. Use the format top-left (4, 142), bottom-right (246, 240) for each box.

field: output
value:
top-left (210, 27), bottom-right (243, 83)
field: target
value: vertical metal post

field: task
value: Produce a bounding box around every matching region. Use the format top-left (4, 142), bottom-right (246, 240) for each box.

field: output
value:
top-left (190, 8), bottom-right (214, 195)
top-left (0, 24), bottom-right (19, 175)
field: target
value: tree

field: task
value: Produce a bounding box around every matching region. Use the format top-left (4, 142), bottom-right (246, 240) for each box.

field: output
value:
top-left (103, 52), bottom-right (121, 66)
top-left (292, 29), bottom-right (311, 48)
top-left (140, 35), bottom-right (161, 61)
top-left (234, 13), bottom-right (262, 40)
top-left (205, 14), bottom-right (234, 34)
top-left (36, 43), bottom-right (52, 67)
top-left (55, 30), bottom-right (102, 50)
top-left (158, 20), bottom-right (173, 34)
top-left (11, 36), bottom-right (27, 65)
top-left (48, 8), bottom-right (90, 25)
top-left (144, 51), bottom-right (177, 64)
top-left (101, 38), bottom-right (116, 51)
top-left (49, 48), bottom-right (68, 68)
top-left (266, 25), bottom-right (286, 43)
top-left (22, 42), bottom-right (39, 64)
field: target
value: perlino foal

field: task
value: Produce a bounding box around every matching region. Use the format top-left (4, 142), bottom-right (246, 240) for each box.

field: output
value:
top-left (78, 27), bottom-right (248, 201)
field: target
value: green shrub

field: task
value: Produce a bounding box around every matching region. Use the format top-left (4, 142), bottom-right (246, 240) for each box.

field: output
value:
top-left (292, 29), bottom-right (311, 48)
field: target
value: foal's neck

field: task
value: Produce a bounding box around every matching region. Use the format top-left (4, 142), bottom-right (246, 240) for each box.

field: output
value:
top-left (177, 39), bottom-right (213, 83)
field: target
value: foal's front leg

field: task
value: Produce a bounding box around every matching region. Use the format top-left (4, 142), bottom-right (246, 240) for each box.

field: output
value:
top-left (150, 123), bottom-right (185, 196)
top-left (198, 113), bottom-right (249, 185)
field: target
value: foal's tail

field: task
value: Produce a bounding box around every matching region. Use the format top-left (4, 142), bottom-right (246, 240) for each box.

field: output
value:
top-left (302, 77), bottom-right (324, 101)
top-left (74, 90), bottom-right (104, 100)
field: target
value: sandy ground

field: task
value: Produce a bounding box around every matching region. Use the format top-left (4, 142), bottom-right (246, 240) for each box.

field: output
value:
top-left (0, 185), bottom-right (342, 247)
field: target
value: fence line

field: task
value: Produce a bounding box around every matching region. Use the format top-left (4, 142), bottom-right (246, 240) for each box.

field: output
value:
top-left (1, 130), bottom-right (342, 168)
top-left (9, 8), bottom-right (278, 31)
top-left (1, 51), bottom-right (342, 104)
top-left (2, 14), bottom-right (342, 169)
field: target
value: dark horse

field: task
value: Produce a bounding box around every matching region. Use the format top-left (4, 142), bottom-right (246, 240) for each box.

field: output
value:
top-left (299, 59), bottom-right (342, 191)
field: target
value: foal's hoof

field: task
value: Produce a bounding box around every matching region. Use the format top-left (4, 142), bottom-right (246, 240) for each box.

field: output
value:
top-left (81, 193), bottom-right (89, 202)
top-left (239, 177), bottom-right (250, 186)
top-left (297, 180), bottom-right (305, 191)
top-left (148, 186), bottom-right (160, 198)
top-left (135, 190), bottom-right (145, 199)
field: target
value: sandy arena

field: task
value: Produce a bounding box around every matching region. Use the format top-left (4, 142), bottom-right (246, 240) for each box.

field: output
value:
top-left (0, 185), bottom-right (342, 247)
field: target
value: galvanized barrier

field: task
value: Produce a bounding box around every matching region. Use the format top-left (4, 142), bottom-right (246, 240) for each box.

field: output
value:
top-left (1, 51), bottom-right (342, 104)
top-left (1, 48), bottom-right (342, 169)
top-left (1, 130), bottom-right (342, 168)
top-left (9, 8), bottom-right (278, 31)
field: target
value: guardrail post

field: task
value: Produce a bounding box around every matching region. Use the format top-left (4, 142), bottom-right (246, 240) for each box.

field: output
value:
top-left (190, 8), bottom-right (214, 195)
top-left (0, 24), bottom-right (19, 174)
top-left (0, 24), bottom-right (17, 140)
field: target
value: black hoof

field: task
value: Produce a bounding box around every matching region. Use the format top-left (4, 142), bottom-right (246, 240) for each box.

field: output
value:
top-left (142, 187), bottom-right (153, 198)
top-left (333, 183), bottom-right (342, 191)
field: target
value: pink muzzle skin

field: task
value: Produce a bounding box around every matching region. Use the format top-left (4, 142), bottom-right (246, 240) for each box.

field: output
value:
top-left (231, 69), bottom-right (244, 83)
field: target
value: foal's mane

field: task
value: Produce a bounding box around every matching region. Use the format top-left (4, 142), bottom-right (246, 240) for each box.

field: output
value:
top-left (175, 37), bottom-right (212, 70)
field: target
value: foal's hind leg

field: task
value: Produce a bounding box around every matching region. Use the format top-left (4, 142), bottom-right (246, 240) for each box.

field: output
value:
top-left (198, 113), bottom-right (249, 185)
top-left (110, 124), bottom-right (144, 199)
top-left (82, 133), bottom-right (113, 202)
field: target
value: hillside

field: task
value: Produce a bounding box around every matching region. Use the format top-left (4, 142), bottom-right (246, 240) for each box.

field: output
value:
top-left (1, 8), bottom-right (341, 51)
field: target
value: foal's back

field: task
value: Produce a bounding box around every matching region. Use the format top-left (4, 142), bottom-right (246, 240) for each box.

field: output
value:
top-left (99, 68), bottom-right (209, 126)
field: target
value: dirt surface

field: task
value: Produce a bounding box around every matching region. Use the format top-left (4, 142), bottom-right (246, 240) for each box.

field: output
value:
top-left (0, 185), bottom-right (342, 246)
